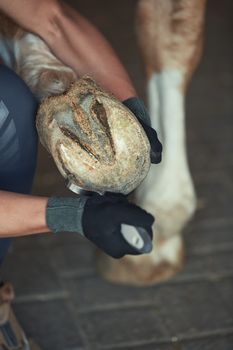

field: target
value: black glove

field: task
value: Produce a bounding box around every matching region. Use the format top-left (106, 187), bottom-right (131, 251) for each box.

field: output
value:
top-left (122, 97), bottom-right (162, 164)
top-left (46, 193), bottom-right (154, 259)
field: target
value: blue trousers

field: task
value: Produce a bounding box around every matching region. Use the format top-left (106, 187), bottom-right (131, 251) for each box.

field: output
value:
top-left (0, 65), bottom-right (38, 265)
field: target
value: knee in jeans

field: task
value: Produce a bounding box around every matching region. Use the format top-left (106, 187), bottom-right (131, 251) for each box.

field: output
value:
top-left (0, 65), bottom-right (38, 173)
top-left (0, 65), bottom-right (38, 118)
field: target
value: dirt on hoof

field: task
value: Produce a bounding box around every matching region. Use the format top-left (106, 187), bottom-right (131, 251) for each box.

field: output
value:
top-left (36, 77), bottom-right (150, 195)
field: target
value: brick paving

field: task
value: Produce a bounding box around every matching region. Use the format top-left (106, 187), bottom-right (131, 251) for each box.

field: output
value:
top-left (1, 0), bottom-right (233, 349)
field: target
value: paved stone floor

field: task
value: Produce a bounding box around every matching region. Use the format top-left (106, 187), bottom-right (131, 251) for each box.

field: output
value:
top-left (1, 0), bottom-right (233, 349)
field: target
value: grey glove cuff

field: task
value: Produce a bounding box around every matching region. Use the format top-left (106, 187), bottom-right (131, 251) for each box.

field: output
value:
top-left (46, 196), bottom-right (88, 235)
top-left (122, 97), bottom-right (151, 126)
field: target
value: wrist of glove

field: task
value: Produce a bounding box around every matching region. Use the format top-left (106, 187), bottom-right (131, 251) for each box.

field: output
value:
top-left (122, 97), bottom-right (162, 164)
top-left (46, 193), bottom-right (154, 259)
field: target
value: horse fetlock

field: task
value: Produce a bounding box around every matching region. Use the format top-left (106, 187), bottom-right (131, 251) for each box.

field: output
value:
top-left (97, 235), bottom-right (184, 286)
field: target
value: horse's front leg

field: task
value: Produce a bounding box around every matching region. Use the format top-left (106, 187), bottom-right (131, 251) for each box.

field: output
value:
top-left (14, 33), bottom-right (76, 100)
top-left (97, 0), bottom-right (207, 285)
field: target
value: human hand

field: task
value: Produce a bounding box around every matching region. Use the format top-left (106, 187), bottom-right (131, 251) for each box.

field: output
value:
top-left (122, 97), bottom-right (162, 164)
top-left (46, 193), bottom-right (154, 258)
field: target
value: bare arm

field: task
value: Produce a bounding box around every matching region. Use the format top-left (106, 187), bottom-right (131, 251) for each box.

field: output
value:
top-left (40, 2), bottom-right (137, 100)
top-left (0, 0), bottom-right (55, 34)
top-left (0, 191), bottom-right (49, 237)
top-left (0, 0), bottom-right (137, 100)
